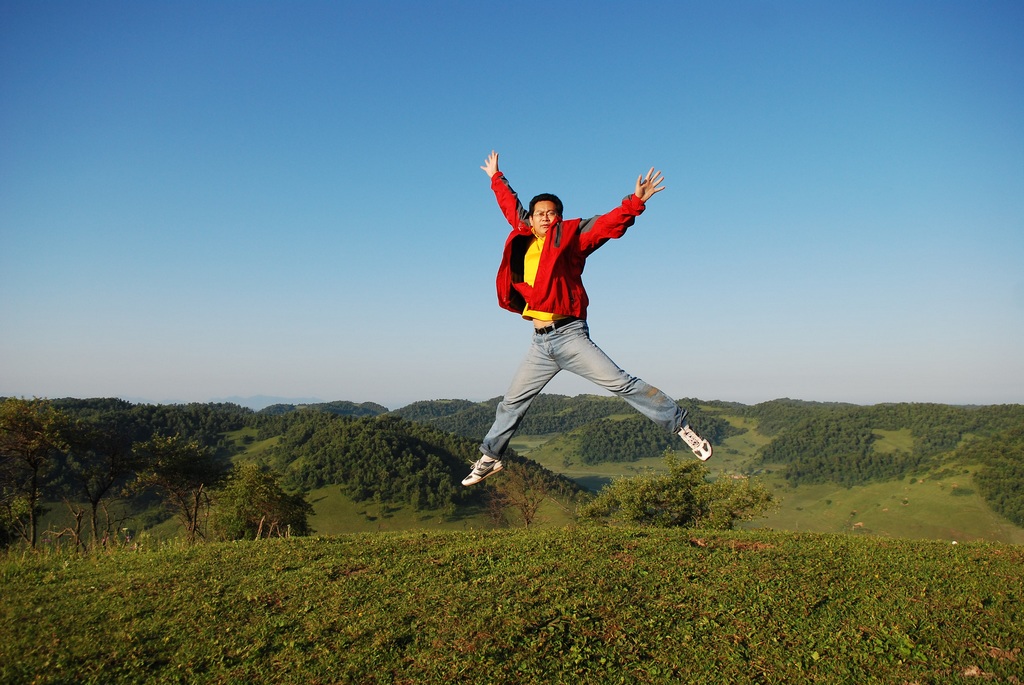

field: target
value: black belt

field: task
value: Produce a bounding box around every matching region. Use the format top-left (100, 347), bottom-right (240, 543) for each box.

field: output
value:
top-left (533, 317), bottom-right (579, 335)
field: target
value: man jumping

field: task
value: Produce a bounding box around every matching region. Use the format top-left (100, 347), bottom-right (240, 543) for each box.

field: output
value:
top-left (462, 151), bottom-right (712, 487)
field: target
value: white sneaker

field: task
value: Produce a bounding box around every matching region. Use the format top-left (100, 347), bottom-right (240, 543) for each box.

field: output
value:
top-left (678, 425), bottom-right (713, 461)
top-left (461, 456), bottom-right (504, 486)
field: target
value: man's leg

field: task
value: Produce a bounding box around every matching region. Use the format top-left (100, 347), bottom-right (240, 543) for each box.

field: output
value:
top-left (553, 321), bottom-right (685, 432)
top-left (464, 337), bottom-right (562, 486)
top-left (479, 337), bottom-right (561, 459)
top-left (551, 322), bottom-right (712, 459)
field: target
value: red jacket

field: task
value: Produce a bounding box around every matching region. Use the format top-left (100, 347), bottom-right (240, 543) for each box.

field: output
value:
top-left (491, 171), bottom-right (647, 319)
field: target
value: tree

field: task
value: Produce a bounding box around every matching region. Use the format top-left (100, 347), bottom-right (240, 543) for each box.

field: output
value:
top-left (578, 452), bottom-right (775, 529)
top-left (966, 425), bottom-right (1024, 527)
top-left (212, 462), bottom-right (313, 540)
top-left (0, 399), bottom-right (72, 548)
top-left (134, 434), bottom-right (228, 543)
top-left (487, 461), bottom-right (551, 528)
top-left (59, 415), bottom-right (144, 550)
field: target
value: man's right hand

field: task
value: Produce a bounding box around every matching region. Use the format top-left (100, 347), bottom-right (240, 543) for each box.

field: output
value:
top-left (481, 150), bottom-right (499, 178)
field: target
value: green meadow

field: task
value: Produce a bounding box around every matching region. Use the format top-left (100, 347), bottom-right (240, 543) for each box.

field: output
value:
top-left (3, 528), bottom-right (1022, 684)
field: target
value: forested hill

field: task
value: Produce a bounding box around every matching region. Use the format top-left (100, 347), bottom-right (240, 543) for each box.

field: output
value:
top-left (5, 398), bottom-right (584, 531)
top-left (740, 400), bottom-right (1024, 526)
top-left (388, 396), bottom-right (1024, 528)
top-left (7, 396), bottom-right (1024, 540)
top-left (249, 411), bottom-right (584, 512)
top-left (389, 394), bottom-right (737, 449)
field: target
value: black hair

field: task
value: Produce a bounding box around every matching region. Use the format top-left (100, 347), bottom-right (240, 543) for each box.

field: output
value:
top-left (528, 193), bottom-right (563, 218)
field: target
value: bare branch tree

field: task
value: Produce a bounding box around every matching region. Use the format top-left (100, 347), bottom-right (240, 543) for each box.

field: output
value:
top-left (134, 435), bottom-right (227, 544)
top-left (492, 462), bottom-right (550, 529)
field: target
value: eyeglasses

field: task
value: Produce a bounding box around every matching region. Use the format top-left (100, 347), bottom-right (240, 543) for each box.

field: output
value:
top-left (532, 210), bottom-right (559, 219)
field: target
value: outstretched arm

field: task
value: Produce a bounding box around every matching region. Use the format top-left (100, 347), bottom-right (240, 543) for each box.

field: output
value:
top-left (634, 167), bottom-right (665, 202)
top-left (482, 150), bottom-right (530, 230)
top-left (481, 150), bottom-right (499, 178)
top-left (577, 168), bottom-right (665, 252)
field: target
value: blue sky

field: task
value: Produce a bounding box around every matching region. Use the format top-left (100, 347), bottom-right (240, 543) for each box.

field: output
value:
top-left (2, 1), bottom-right (1022, 409)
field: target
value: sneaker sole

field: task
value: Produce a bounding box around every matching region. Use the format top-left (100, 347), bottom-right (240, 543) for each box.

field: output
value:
top-left (679, 430), bottom-right (713, 461)
top-left (461, 461), bottom-right (504, 486)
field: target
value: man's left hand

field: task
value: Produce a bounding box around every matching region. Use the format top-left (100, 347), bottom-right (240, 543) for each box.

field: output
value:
top-left (635, 168), bottom-right (665, 202)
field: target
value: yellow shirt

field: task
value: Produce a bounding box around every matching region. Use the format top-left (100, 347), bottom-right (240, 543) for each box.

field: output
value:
top-left (521, 234), bottom-right (567, 322)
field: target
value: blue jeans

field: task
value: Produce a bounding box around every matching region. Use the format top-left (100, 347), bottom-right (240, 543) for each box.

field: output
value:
top-left (480, 320), bottom-right (687, 458)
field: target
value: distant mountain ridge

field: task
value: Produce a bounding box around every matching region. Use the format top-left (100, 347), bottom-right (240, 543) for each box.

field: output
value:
top-left (212, 395), bottom-right (328, 410)
top-left (257, 400), bottom-right (389, 417)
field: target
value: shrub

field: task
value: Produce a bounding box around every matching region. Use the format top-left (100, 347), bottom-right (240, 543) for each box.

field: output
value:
top-left (578, 452), bottom-right (775, 529)
top-left (211, 463), bottom-right (313, 540)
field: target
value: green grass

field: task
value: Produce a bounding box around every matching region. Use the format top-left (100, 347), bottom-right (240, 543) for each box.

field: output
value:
top-left (872, 428), bottom-right (915, 453)
top-left (3, 528), bottom-right (1022, 684)
top-left (751, 471), bottom-right (1024, 544)
top-left (225, 427), bottom-right (280, 464)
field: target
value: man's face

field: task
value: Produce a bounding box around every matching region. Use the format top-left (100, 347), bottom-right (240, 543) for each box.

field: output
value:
top-left (531, 200), bottom-right (559, 237)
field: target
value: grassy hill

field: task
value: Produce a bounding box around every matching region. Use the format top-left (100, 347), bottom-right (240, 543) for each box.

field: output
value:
top-left (3, 528), bottom-right (1022, 684)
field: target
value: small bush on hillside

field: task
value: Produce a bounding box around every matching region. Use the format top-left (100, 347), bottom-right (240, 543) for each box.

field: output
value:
top-left (578, 452), bottom-right (775, 529)
top-left (211, 462), bottom-right (313, 540)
